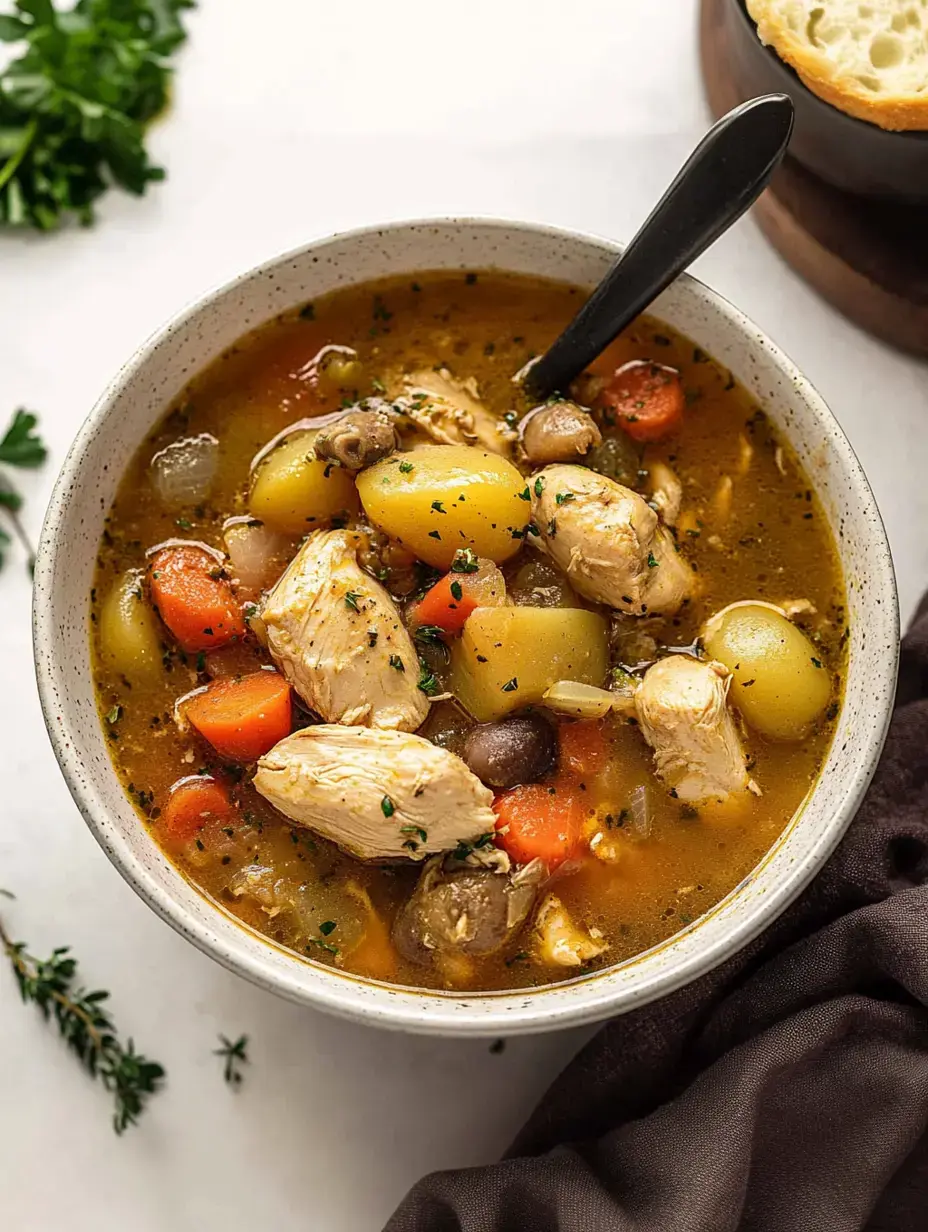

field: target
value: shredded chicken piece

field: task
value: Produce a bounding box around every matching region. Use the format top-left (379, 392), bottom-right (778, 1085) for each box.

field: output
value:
top-left (530, 464), bottom-right (694, 616)
top-left (534, 895), bottom-right (608, 967)
top-left (395, 368), bottom-right (517, 455)
top-left (648, 460), bottom-right (683, 527)
top-left (254, 725), bottom-right (496, 861)
top-left (261, 529), bottom-right (429, 731)
top-left (737, 434), bottom-right (754, 475)
top-left (634, 655), bottom-right (754, 802)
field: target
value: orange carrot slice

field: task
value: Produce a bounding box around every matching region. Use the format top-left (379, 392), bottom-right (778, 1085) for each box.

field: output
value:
top-left (149, 545), bottom-right (246, 654)
top-left (185, 671), bottom-right (292, 761)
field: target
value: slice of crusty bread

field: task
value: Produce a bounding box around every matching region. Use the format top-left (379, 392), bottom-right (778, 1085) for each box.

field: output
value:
top-left (746, 0), bottom-right (928, 131)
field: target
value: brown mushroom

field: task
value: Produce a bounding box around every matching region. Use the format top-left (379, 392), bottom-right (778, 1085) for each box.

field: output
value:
top-left (463, 713), bottom-right (557, 788)
top-left (520, 399), bottom-right (602, 465)
top-left (314, 401), bottom-right (400, 471)
top-left (392, 855), bottom-right (546, 964)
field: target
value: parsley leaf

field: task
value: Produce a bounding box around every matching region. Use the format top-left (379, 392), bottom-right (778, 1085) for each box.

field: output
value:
top-left (0, 0), bottom-right (195, 232)
top-left (0, 410), bottom-right (46, 468)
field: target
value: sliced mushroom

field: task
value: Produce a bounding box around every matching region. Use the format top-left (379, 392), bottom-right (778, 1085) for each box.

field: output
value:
top-left (392, 855), bottom-right (547, 963)
top-left (254, 725), bottom-right (496, 861)
top-left (314, 401), bottom-right (400, 471)
top-left (530, 464), bottom-right (694, 616)
top-left (261, 528), bottom-right (429, 731)
top-left (520, 400), bottom-right (601, 465)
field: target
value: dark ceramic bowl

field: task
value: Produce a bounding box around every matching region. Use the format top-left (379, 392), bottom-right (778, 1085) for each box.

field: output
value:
top-left (711, 0), bottom-right (928, 202)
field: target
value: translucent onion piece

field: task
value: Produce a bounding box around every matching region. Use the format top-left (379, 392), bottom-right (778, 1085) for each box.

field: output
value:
top-left (150, 434), bottom-right (219, 508)
top-left (628, 784), bottom-right (652, 839)
top-left (223, 520), bottom-right (289, 594)
top-left (543, 680), bottom-right (615, 719)
top-left (543, 679), bottom-right (637, 719)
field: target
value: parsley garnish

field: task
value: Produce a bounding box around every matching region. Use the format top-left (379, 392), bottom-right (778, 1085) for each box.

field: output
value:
top-left (319, 920), bottom-right (337, 936)
top-left (647, 551), bottom-right (659, 568)
top-left (555, 492), bottom-right (575, 505)
top-left (0, 0), bottom-right (194, 231)
top-left (417, 661), bottom-right (441, 696)
top-left (388, 654), bottom-right (405, 672)
top-left (344, 591), bottom-right (362, 611)
top-left (501, 677), bottom-right (518, 692)
top-left (449, 580), bottom-right (463, 601)
top-left (450, 547), bottom-right (479, 573)
top-left (401, 825), bottom-right (428, 844)
top-left (381, 796), bottom-right (395, 818)
top-left (398, 461), bottom-right (414, 474)
top-left (533, 476), bottom-right (545, 498)
top-left (0, 408), bottom-right (47, 572)
top-left (431, 500), bottom-right (446, 514)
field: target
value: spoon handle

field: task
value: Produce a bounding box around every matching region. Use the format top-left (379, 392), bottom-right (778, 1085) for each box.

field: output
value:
top-left (523, 94), bottom-right (794, 401)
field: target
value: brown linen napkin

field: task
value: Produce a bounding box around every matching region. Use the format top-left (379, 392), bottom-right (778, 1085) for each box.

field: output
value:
top-left (386, 602), bottom-right (928, 1232)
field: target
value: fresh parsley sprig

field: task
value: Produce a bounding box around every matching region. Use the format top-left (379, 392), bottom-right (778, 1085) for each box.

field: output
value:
top-left (0, 408), bottom-right (47, 572)
top-left (0, 0), bottom-right (195, 231)
top-left (0, 904), bottom-right (165, 1133)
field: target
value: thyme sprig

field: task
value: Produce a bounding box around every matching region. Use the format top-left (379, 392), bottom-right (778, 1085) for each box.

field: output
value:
top-left (214, 1033), bottom-right (249, 1087)
top-left (0, 908), bottom-right (165, 1132)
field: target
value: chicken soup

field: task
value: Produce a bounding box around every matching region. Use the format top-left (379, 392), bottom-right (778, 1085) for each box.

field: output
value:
top-left (91, 272), bottom-right (846, 991)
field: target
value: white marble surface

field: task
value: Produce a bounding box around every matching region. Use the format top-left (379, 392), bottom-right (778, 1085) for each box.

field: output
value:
top-left (0, 1), bottom-right (925, 1228)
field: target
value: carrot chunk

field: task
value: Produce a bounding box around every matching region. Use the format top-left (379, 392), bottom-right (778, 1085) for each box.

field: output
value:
top-left (493, 781), bottom-right (584, 869)
top-left (162, 776), bottom-right (235, 843)
top-left (185, 671), bottom-right (292, 761)
top-left (599, 359), bottom-right (684, 443)
top-left (412, 573), bottom-right (481, 635)
top-left (149, 545), bottom-right (246, 653)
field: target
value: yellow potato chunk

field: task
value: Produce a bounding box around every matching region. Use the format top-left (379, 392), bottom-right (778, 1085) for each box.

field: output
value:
top-left (450, 606), bottom-right (609, 722)
top-left (702, 602), bottom-right (832, 741)
top-left (250, 431), bottom-right (359, 535)
top-left (356, 445), bottom-right (528, 569)
top-left (98, 569), bottom-right (163, 682)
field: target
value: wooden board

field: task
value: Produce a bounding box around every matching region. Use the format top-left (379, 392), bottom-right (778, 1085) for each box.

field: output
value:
top-left (700, 0), bottom-right (928, 358)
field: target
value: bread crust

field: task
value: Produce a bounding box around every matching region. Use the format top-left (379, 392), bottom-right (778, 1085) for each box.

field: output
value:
top-left (747, 0), bottom-right (928, 132)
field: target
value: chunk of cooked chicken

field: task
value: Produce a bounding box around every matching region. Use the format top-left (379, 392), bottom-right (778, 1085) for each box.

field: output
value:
top-left (648, 460), bottom-right (683, 527)
top-left (396, 368), bottom-right (517, 455)
top-left (254, 725), bottom-right (496, 861)
top-left (261, 529), bottom-right (429, 731)
top-left (533, 894), bottom-right (608, 967)
top-left (634, 655), bottom-right (753, 802)
top-left (530, 464), bottom-right (694, 616)
top-left (392, 855), bottom-right (546, 963)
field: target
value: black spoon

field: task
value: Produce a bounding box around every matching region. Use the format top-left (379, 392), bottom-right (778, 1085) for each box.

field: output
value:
top-left (522, 94), bottom-right (794, 402)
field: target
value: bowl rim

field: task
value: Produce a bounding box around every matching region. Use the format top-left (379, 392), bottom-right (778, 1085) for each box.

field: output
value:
top-left (33, 215), bottom-right (900, 1034)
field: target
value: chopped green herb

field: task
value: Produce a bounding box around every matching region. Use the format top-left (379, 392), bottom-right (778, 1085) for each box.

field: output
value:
top-left (414, 624), bottom-right (447, 648)
top-left (319, 920), bottom-right (337, 936)
top-left (417, 661), bottom-right (441, 697)
top-left (647, 552), bottom-right (659, 568)
top-left (344, 591), bottom-right (362, 611)
top-left (501, 677), bottom-right (518, 693)
top-left (518, 486), bottom-right (531, 502)
top-left (381, 796), bottom-right (395, 818)
top-left (431, 500), bottom-right (446, 514)
top-left (450, 548), bottom-right (479, 573)
top-left (533, 476), bottom-right (545, 498)
top-left (450, 580), bottom-right (463, 601)
top-left (811, 657), bottom-right (823, 669)
top-left (106, 705), bottom-right (121, 724)
top-left (175, 517), bottom-right (192, 531)
top-left (398, 461), bottom-right (414, 474)
top-left (388, 654), bottom-right (405, 672)
top-left (428, 530), bottom-right (442, 540)
top-left (555, 491), bottom-right (575, 506)
top-left (401, 825), bottom-right (428, 844)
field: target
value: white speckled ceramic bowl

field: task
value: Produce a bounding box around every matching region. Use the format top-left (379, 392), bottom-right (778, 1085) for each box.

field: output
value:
top-left (34, 220), bottom-right (899, 1035)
